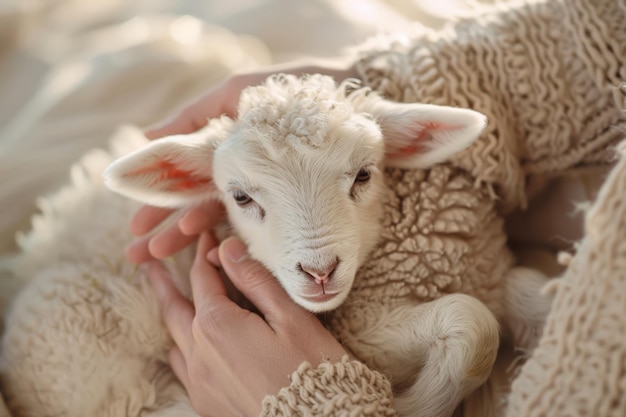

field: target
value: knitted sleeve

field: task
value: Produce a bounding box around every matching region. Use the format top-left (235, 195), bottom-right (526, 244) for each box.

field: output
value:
top-left (260, 356), bottom-right (397, 417)
top-left (504, 140), bottom-right (626, 416)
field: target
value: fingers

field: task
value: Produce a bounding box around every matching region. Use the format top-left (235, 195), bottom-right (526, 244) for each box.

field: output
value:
top-left (145, 106), bottom-right (208, 140)
top-left (126, 224), bottom-right (197, 263)
top-left (190, 233), bottom-right (227, 308)
top-left (125, 234), bottom-right (156, 264)
top-left (127, 206), bottom-right (180, 263)
top-left (149, 225), bottom-right (199, 259)
top-left (207, 247), bottom-right (220, 266)
top-left (145, 88), bottom-right (225, 140)
top-left (169, 345), bottom-right (190, 389)
top-left (179, 201), bottom-right (226, 235)
top-left (143, 261), bottom-right (194, 356)
top-left (130, 206), bottom-right (174, 236)
top-left (127, 201), bottom-right (225, 264)
top-left (217, 238), bottom-right (300, 322)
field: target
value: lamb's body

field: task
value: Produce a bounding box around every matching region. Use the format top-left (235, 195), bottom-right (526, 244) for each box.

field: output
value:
top-left (330, 165), bottom-right (518, 416)
top-left (0, 138), bottom-right (199, 417)
top-left (1, 76), bottom-right (549, 417)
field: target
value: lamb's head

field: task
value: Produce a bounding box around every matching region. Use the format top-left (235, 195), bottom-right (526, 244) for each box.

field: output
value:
top-left (105, 74), bottom-right (486, 312)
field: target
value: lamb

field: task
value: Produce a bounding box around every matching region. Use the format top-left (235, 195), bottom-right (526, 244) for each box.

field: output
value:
top-left (0, 74), bottom-right (551, 417)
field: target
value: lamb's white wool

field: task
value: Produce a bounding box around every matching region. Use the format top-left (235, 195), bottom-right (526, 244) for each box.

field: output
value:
top-left (1, 127), bottom-right (198, 417)
top-left (2, 75), bottom-right (548, 417)
top-left (105, 74), bottom-right (487, 312)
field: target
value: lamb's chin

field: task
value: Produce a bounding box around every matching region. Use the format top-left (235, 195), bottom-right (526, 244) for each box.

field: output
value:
top-left (293, 288), bottom-right (351, 313)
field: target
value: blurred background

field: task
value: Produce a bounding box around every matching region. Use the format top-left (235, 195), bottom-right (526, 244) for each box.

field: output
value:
top-left (0, 0), bottom-right (498, 255)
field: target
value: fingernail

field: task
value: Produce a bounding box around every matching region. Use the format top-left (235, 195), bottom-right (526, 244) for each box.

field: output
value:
top-left (207, 247), bottom-right (220, 266)
top-left (222, 238), bottom-right (248, 263)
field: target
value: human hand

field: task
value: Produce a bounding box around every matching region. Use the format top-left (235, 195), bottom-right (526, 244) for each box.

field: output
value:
top-left (143, 233), bottom-right (347, 417)
top-left (126, 61), bottom-right (359, 264)
top-left (144, 60), bottom-right (359, 140)
top-left (125, 201), bottom-right (226, 263)
top-left (125, 72), bottom-right (251, 264)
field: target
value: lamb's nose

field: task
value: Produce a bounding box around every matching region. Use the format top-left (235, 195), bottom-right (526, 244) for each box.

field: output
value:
top-left (298, 258), bottom-right (339, 284)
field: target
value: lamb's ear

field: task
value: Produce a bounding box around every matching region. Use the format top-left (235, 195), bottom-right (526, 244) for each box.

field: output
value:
top-left (104, 131), bottom-right (222, 208)
top-left (373, 101), bottom-right (487, 169)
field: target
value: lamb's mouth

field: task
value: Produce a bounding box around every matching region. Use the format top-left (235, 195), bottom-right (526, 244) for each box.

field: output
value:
top-left (299, 292), bottom-right (340, 303)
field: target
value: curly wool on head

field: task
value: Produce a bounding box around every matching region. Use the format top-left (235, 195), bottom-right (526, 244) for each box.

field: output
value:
top-left (236, 74), bottom-right (367, 156)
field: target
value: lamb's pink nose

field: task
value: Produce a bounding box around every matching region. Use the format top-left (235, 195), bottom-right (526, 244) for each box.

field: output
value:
top-left (299, 259), bottom-right (338, 284)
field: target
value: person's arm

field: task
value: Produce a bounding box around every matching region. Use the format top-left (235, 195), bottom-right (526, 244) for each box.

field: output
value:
top-left (126, 59), bottom-right (359, 264)
top-left (143, 233), bottom-right (397, 416)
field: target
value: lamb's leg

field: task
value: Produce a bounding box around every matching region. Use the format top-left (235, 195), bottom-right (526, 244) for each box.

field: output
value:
top-left (345, 294), bottom-right (500, 417)
top-left (502, 267), bottom-right (553, 351)
top-left (460, 269), bottom-right (553, 417)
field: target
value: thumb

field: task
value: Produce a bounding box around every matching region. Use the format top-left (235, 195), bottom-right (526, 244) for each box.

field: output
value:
top-left (218, 238), bottom-right (301, 319)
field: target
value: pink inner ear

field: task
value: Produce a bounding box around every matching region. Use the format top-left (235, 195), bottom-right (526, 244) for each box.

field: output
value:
top-left (124, 160), bottom-right (212, 191)
top-left (389, 142), bottom-right (427, 158)
top-left (387, 121), bottom-right (462, 158)
top-left (387, 122), bottom-right (437, 158)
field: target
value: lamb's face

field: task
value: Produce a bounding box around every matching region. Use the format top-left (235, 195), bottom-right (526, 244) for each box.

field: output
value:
top-left (104, 74), bottom-right (487, 313)
top-left (213, 114), bottom-right (387, 312)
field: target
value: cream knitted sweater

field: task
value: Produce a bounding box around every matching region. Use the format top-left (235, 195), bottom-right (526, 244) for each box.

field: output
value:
top-left (261, 0), bottom-right (626, 415)
top-left (355, 0), bottom-right (625, 212)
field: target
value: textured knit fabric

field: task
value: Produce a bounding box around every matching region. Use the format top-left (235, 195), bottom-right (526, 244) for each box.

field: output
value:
top-left (355, 0), bottom-right (626, 212)
top-left (261, 356), bottom-right (396, 417)
top-left (504, 140), bottom-right (626, 416)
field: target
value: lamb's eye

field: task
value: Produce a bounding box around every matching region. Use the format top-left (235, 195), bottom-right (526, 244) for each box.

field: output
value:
top-left (233, 190), bottom-right (253, 206)
top-left (354, 168), bottom-right (371, 183)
